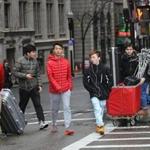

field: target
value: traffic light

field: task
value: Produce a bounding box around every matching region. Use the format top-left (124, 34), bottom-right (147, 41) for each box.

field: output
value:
top-left (136, 8), bottom-right (143, 21)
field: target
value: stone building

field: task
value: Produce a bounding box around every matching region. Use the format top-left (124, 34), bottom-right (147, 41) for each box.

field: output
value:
top-left (0, 0), bottom-right (72, 81)
top-left (71, 0), bottom-right (150, 70)
top-left (71, 0), bottom-right (124, 68)
top-left (0, 0), bottom-right (128, 81)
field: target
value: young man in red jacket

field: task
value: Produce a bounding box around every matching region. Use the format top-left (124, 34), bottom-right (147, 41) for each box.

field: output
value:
top-left (46, 42), bottom-right (74, 135)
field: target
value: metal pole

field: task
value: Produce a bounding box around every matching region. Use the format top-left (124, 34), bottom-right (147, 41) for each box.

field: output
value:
top-left (111, 47), bottom-right (117, 86)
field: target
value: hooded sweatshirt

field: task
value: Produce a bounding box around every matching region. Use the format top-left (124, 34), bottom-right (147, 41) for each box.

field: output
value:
top-left (46, 54), bottom-right (72, 93)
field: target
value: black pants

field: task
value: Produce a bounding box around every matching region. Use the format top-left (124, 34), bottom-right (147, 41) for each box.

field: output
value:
top-left (19, 87), bottom-right (45, 122)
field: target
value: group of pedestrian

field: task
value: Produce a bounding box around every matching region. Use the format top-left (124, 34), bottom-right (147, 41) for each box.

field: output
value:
top-left (1, 41), bottom-right (149, 136)
top-left (12, 43), bottom-right (74, 135)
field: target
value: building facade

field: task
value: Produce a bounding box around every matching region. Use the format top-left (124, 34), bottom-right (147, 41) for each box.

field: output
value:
top-left (1, 0), bottom-right (138, 80)
top-left (71, 0), bottom-right (124, 68)
top-left (0, 0), bottom-right (72, 81)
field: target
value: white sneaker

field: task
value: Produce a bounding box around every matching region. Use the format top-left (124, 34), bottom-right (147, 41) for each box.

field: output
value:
top-left (39, 121), bottom-right (49, 130)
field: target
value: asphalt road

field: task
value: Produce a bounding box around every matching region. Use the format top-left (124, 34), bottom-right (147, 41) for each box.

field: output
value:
top-left (1, 77), bottom-right (150, 150)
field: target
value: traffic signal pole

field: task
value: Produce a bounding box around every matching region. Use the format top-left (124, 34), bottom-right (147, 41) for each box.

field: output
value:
top-left (130, 21), bottom-right (135, 47)
top-left (127, 0), bottom-right (135, 47)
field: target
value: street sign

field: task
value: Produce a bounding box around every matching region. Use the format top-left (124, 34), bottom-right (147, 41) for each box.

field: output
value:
top-left (68, 38), bottom-right (74, 46)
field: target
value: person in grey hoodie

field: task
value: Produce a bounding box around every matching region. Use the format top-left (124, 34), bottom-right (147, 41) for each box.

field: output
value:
top-left (13, 44), bottom-right (48, 130)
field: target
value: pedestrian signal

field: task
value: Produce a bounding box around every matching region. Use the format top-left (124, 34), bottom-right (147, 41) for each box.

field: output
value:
top-left (136, 8), bottom-right (143, 21)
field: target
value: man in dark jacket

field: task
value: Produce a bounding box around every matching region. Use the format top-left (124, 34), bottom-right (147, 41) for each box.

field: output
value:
top-left (13, 44), bottom-right (48, 130)
top-left (119, 43), bottom-right (139, 125)
top-left (120, 43), bottom-right (138, 82)
top-left (83, 50), bottom-right (112, 135)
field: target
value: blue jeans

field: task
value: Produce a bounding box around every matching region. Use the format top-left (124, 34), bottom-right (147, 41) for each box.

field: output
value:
top-left (91, 97), bottom-right (106, 126)
top-left (141, 82), bottom-right (149, 108)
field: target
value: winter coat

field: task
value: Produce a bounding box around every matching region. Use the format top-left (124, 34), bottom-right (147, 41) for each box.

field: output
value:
top-left (83, 63), bottom-right (113, 100)
top-left (120, 51), bottom-right (138, 81)
top-left (46, 54), bottom-right (72, 93)
top-left (13, 56), bottom-right (42, 90)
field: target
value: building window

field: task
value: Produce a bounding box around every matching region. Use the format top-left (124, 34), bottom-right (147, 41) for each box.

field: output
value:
top-left (100, 12), bottom-right (105, 37)
top-left (58, 0), bottom-right (65, 34)
top-left (107, 12), bottom-right (111, 35)
top-left (100, 12), bottom-right (106, 63)
top-left (33, 0), bottom-right (41, 35)
top-left (19, 0), bottom-right (27, 28)
top-left (4, 0), bottom-right (11, 28)
top-left (46, 0), bottom-right (54, 35)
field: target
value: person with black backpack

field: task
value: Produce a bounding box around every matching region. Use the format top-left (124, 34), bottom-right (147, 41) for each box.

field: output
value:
top-left (83, 50), bottom-right (112, 135)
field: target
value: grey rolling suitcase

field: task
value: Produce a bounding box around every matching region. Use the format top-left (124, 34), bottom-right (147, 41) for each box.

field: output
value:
top-left (0, 89), bottom-right (26, 135)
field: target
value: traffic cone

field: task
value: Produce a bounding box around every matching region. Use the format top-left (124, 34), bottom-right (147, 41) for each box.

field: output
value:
top-left (75, 65), bottom-right (79, 73)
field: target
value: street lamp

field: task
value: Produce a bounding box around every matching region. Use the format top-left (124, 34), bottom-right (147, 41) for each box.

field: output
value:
top-left (67, 11), bottom-right (75, 76)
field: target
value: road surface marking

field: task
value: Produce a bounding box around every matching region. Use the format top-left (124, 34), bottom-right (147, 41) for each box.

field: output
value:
top-left (97, 137), bottom-right (150, 141)
top-left (62, 123), bottom-right (115, 150)
top-left (83, 144), bottom-right (150, 149)
top-left (114, 126), bottom-right (150, 129)
top-left (107, 131), bottom-right (150, 134)
top-left (25, 109), bottom-right (93, 115)
top-left (62, 125), bottom-right (150, 150)
top-left (27, 117), bottom-right (95, 125)
top-left (62, 132), bottom-right (100, 150)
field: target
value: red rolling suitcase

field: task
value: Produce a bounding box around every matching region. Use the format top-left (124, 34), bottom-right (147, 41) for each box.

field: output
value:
top-left (0, 89), bottom-right (26, 135)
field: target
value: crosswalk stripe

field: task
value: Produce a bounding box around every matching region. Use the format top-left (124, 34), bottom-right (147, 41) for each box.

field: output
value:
top-left (25, 109), bottom-right (93, 115)
top-left (114, 125), bottom-right (150, 129)
top-left (62, 124), bottom-right (150, 150)
top-left (62, 123), bottom-right (115, 150)
top-left (62, 132), bottom-right (101, 150)
top-left (27, 117), bottom-right (96, 125)
top-left (97, 137), bottom-right (150, 141)
top-left (84, 144), bottom-right (150, 148)
top-left (107, 131), bottom-right (150, 134)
